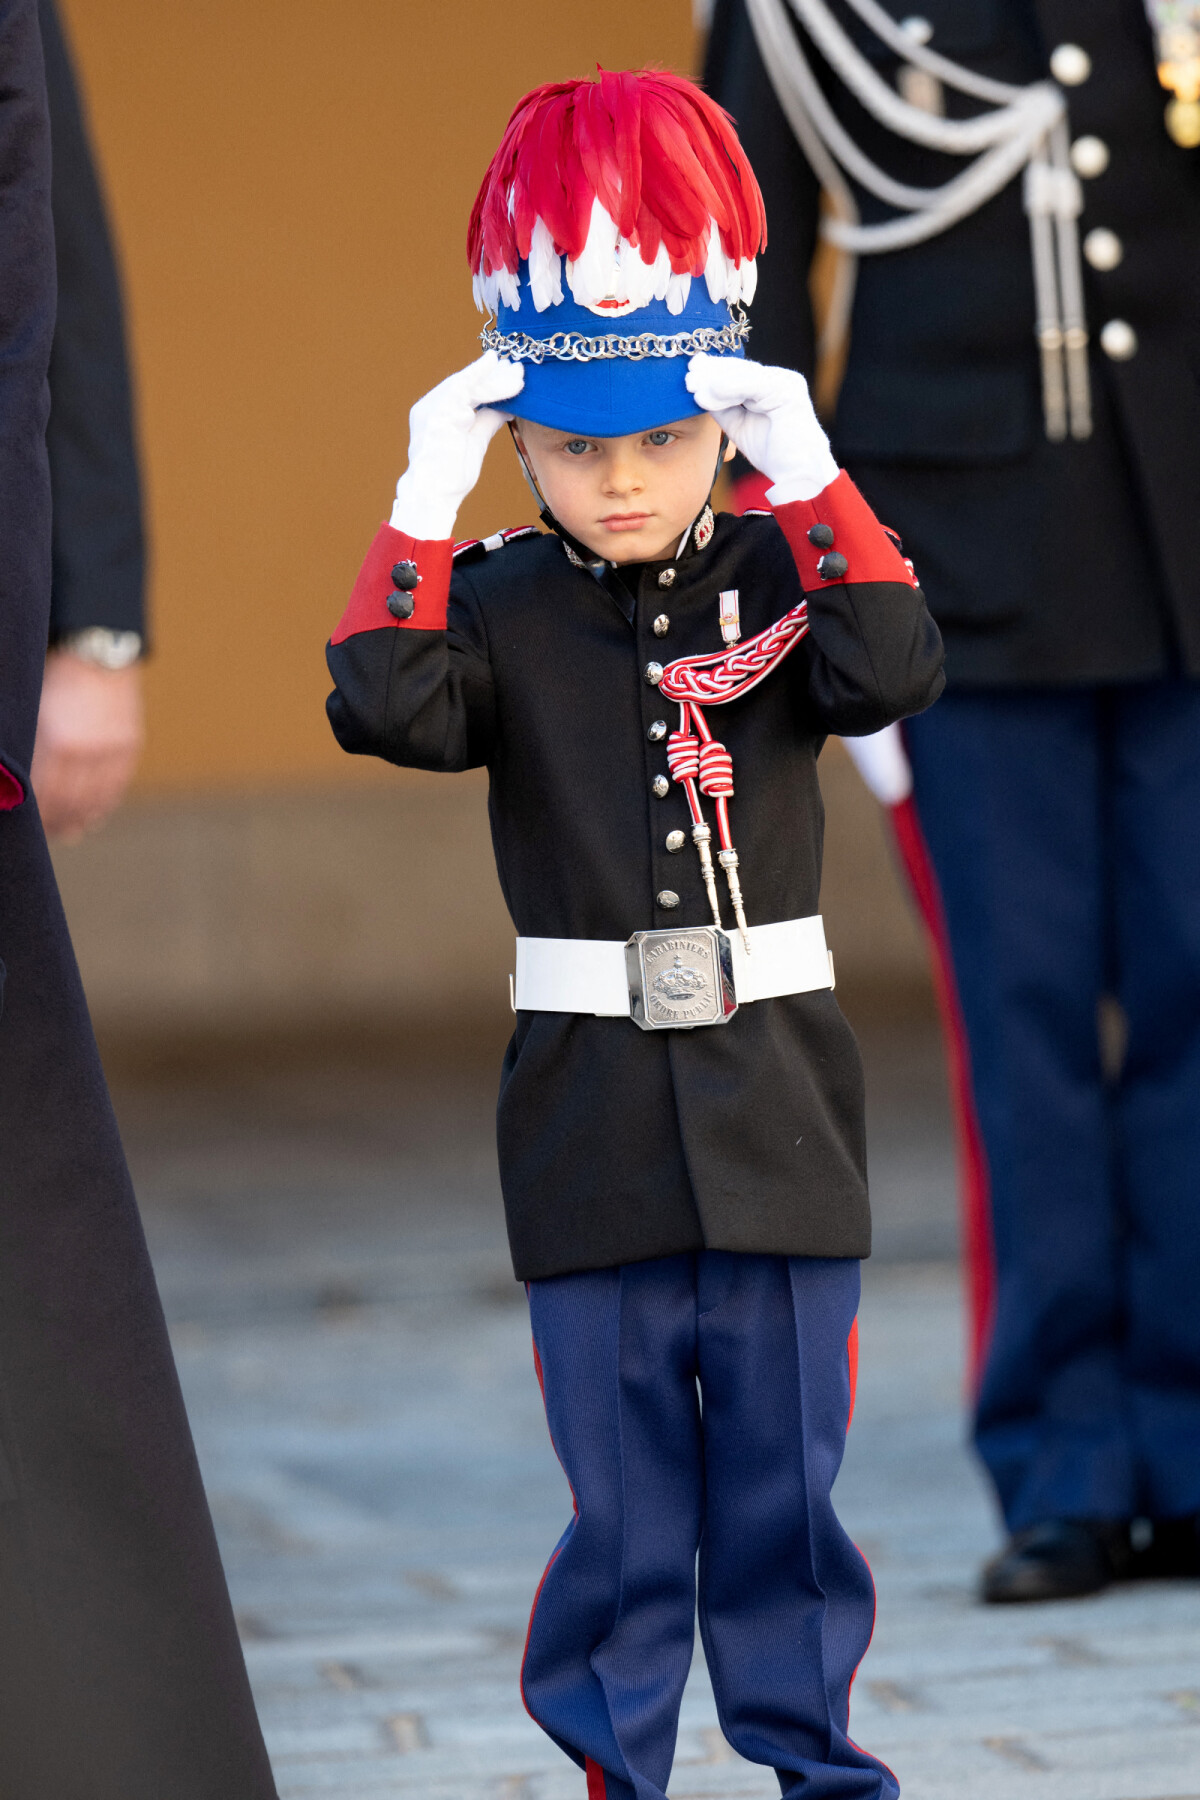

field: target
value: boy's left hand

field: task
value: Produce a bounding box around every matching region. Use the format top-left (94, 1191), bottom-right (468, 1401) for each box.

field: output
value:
top-left (686, 355), bottom-right (839, 504)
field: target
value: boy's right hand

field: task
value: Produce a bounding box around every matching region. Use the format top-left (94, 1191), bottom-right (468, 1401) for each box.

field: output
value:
top-left (391, 352), bottom-right (525, 540)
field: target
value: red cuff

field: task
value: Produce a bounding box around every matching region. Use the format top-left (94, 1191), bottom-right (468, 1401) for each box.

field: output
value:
top-left (330, 523), bottom-right (454, 645)
top-left (772, 470), bottom-right (917, 591)
top-left (0, 762), bottom-right (23, 811)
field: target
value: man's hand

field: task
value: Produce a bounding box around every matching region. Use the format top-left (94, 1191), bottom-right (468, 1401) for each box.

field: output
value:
top-left (686, 355), bottom-right (839, 504)
top-left (391, 351), bottom-right (525, 539)
top-left (31, 649), bottom-right (144, 842)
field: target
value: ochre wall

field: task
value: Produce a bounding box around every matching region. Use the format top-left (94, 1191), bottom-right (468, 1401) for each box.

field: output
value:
top-left (60, 1), bottom-right (698, 790)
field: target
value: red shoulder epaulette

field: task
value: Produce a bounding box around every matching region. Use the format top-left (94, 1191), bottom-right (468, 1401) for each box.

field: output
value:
top-left (452, 526), bottom-right (540, 564)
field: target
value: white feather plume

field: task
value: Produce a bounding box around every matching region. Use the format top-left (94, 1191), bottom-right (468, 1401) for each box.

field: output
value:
top-left (472, 204), bottom-right (757, 316)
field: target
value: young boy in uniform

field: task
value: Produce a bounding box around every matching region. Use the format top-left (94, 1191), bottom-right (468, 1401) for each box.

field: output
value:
top-left (327, 68), bottom-right (943, 1800)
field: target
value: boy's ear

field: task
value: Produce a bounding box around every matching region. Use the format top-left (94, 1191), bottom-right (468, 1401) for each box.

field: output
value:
top-left (722, 438), bottom-right (737, 464)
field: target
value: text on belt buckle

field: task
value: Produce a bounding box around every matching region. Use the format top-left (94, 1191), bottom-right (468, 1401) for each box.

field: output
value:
top-left (624, 926), bottom-right (738, 1031)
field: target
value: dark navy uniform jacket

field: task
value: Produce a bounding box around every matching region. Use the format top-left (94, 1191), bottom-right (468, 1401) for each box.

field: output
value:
top-left (39, 0), bottom-right (146, 643)
top-left (0, 4), bottom-right (274, 1792)
top-left (705, 0), bottom-right (1200, 687)
top-left (327, 478), bottom-right (943, 1279)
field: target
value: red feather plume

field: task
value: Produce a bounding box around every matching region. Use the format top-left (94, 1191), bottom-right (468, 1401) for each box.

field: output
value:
top-left (466, 69), bottom-right (767, 282)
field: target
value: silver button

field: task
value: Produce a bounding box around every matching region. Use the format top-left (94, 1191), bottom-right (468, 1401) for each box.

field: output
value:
top-left (656, 890), bottom-right (680, 909)
top-left (665, 830), bottom-right (686, 853)
top-left (653, 614), bottom-right (670, 637)
top-left (658, 568), bottom-right (676, 588)
top-left (644, 661), bottom-right (664, 685)
top-left (1083, 227), bottom-right (1123, 271)
top-left (1070, 134), bottom-right (1109, 179)
top-left (652, 775), bottom-right (670, 798)
top-left (647, 719), bottom-right (668, 742)
top-left (899, 15), bottom-right (933, 44)
top-left (1100, 318), bottom-right (1138, 361)
top-left (1050, 43), bottom-right (1092, 86)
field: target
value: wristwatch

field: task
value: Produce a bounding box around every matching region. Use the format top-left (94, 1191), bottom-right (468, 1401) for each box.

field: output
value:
top-left (60, 627), bottom-right (144, 670)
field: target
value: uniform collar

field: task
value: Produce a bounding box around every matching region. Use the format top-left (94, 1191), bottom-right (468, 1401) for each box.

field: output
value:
top-left (550, 502), bottom-right (717, 578)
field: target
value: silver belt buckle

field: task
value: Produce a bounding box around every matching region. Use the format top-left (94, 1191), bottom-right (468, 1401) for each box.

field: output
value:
top-left (625, 926), bottom-right (738, 1031)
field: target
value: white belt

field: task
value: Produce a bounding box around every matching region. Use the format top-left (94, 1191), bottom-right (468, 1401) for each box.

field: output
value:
top-left (513, 915), bottom-right (833, 1024)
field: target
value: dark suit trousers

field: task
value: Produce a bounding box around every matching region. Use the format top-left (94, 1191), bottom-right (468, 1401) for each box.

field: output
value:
top-left (905, 681), bottom-right (1200, 1530)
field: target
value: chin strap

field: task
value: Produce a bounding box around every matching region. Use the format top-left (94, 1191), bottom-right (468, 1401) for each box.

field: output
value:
top-left (507, 423), bottom-right (603, 568)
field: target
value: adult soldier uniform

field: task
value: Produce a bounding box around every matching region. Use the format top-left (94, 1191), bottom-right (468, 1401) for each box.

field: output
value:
top-left (327, 69), bottom-right (943, 1800)
top-left (0, 3), bottom-right (277, 1792)
top-left (704, 0), bottom-right (1200, 1599)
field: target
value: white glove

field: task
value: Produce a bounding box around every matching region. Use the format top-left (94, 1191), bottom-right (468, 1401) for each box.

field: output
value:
top-left (840, 724), bottom-right (913, 806)
top-left (391, 351), bottom-right (525, 539)
top-left (685, 354), bottom-right (839, 505)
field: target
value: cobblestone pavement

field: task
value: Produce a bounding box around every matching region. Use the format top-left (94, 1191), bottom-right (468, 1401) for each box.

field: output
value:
top-left (113, 1020), bottom-right (1200, 1800)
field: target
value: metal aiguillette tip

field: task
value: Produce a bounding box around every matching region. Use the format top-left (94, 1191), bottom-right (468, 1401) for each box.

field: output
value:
top-left (692, 821), bottom-right (723, 929)
top-left (718, 847), bottom-right (751, 955)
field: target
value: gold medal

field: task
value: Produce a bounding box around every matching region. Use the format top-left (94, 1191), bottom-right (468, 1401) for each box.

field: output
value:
top-left (1148, 4), bottom-right (1200, 143)
top-left (1166, 94), bottom-right (1200, 143)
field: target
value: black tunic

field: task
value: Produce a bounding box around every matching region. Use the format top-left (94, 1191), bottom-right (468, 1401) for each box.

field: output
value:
top-left (327, 508), bottom-right (943, 1278)
top-left (0, 6), bottom-right (275, 1792)
top-left (704, 0), bottom-right (1200, 687)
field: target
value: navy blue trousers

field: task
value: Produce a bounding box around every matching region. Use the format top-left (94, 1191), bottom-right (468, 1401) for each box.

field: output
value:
top-left (522, 1252), bottom-right (895, 1800)
top-left (905, 682), bottom-right (1200, 1530)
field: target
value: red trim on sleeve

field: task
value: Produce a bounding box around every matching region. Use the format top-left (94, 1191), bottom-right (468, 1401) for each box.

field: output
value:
top-left (0, 763), bottom-right (24, 811)
top-left (330, 523), bottom-right (454, 645)
top-left (772, 470), bottom-right (918, 591)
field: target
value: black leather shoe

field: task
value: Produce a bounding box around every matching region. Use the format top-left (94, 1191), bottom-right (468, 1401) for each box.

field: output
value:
top-left (1129, 1515), bottom-right (1200, 1580)
top-left (981, 1519), bottom-right (1131, 1603)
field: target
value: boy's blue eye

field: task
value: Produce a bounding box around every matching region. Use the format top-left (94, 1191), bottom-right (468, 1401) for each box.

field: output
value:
top-left (647, 430), bottom-right (674, 447)
top-left (564, 439), bottom-right (593, 456)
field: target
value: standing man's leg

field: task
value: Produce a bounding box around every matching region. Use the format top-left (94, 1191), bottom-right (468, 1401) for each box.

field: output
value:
top-left (697, 1252), bottom-right (894, 1800)
top-left (905, 691), bottom-right (1135, 1596)
top-left (1112, 680), bottom-right (1200, 1554)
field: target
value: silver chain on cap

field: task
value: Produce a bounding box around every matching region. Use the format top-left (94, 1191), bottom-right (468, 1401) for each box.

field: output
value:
top-left (480, 307), bottom-right (749, 365)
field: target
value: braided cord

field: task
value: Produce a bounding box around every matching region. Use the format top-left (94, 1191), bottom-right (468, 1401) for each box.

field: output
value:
top-left (660, 599), bottom-right (811, 707)
top-left (659, 601), bottom-right (815, 951)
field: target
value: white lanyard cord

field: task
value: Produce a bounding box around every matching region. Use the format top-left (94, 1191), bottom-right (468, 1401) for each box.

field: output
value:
top-left (743, 0), bottom-right (1092, 439)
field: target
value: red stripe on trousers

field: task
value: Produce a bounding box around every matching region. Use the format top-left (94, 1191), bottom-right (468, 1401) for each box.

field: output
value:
top-left (585, 1757), bottom-right (607, 1800)
top-left (888, 792), bottom-right (996, 1390)
top-left (847, 1317), bottom-right (859, 1428)
top-left (520, 1319), bottom-right (579, 1725)
top-left (843, 1316), bottom-right (896, 1787)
